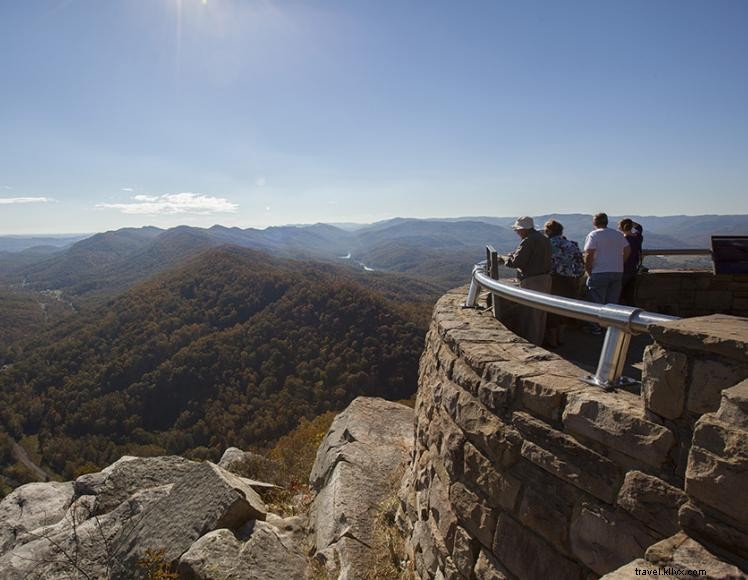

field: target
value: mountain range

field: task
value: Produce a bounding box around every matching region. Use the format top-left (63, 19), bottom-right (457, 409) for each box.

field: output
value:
top-left (2, 214), bottom-right (744, 302)
top-left (0, 212), bottom-right (745, 492)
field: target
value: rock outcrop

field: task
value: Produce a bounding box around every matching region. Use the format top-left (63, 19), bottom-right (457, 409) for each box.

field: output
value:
top-left (0, 455), bottom-right (296, 579)
top-left (111, 461), bottom-right (268, 574)
top-left (179, 516), bottom-right (307, 579)
top-left (0, 481), bottom-right (74, 554)
top-left (308, 396), bottom-right (414, 579)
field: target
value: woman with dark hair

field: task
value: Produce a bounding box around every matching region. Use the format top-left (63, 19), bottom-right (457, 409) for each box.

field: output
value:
top-left (544, 219), bottom-right (584, 347)
top-left (619, 218), bottom-right (643, 305)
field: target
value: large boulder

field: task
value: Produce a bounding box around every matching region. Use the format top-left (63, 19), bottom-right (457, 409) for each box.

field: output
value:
top-left (218, 447), bottom-right (280, 483)
top-left (0, 485), bottom-right (171, 579)
top-left (0, 481), bottom-right (74, 554)
top-left (309, 396), bottom-right (414, 579)
top-left (111, 461), bottom-right (267, 575)
top-left (74, 455), bottom-right (196, 515)
top-left (178, 515), bottom-right (307, 579)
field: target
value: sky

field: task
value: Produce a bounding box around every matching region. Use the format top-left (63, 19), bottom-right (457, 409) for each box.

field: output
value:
top-left (1, 0), bottom-right (747, 235)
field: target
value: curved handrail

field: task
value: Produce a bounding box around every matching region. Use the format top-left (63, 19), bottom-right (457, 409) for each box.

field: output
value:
top-left (641, 248), bottom-right (711, 256)
top-left (467, 267), bottom-right (678, 333)
top-left (464, 261), bottom-right (680, 390)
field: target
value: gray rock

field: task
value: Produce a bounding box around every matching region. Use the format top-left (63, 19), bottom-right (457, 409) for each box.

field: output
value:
top-left (717, 380), bottom-right (748, 429)
top-left (449, 482), bottom-right (495, 551)
top-left (451, 525), bottom-right (476, 578)
top-left (493, 513), bottom-right (583, 580)
top-left (569, 500), bottom-right (660, 576)
top-left (473, 548), bottom-right (511, 580)
top-left (512, 461), bottom-right (582, 557)
top-left (449, 383), bottom-right (522, 469)
top-left (642, 344), bottom-right (688, 419)
top-left (513, 411), bottom-right (621, 504)
top-left (648, 315), bottom-right (748, 362)
top-left (217, 447), bottom-right (281, 483)
top-left (111, 461), bottom-right (266, 574)
top-left (686, 414), bottom-right (748, 525)
top-left (412, 520), bottom-right (439, 578)
top-left (516, 374), bottom-right (586, 422)
top-left (309, 397), bottom-right (413, 490)
top-left (645, 532), bottom-right (747, 580)
top-left (562, 391), bottom-right (675, 469)
top-left (687, 358), bottom-right (748, 415)
top-left (0, 481), bottom-right (74, 554)
top-left (178, 518), bottom-right (307, 580)
top-left (616, 471), bottom-right (687, 537)
top-left (308, 396), bottom-right (414, 579)
top-left (0, 485), bottom-right (170, 579)
top-left (74, 455), bottom-right (196, 515)
top-left (679, 501), bottom-right (748, 568)
top-left (463, 442), bottom-right (521, 512)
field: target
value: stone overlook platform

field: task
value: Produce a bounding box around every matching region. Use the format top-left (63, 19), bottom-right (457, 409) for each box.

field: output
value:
top-left (398, 288), bottom-right (748, 579)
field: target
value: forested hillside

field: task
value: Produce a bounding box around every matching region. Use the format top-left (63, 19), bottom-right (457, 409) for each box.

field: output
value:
top-left (0, 290), bottom-right (74, 361)
top-left (0, 247), bottom-right (428, 488)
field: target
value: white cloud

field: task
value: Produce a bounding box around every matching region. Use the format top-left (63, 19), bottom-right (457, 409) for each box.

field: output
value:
top-left (0, 197), bottom-right (53, 204)
top-left (256, 177), bottom-right (267, 187)
top-left (121, 187), bottom-right (134, 192)
top-left (97, 192), bottom-right (239, 215)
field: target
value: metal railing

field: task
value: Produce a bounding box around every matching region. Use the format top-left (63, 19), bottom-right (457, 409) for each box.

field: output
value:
top-left (464, 259), bottom-right (680, 390)
top-left (641, 248), bottom-right (711, 257)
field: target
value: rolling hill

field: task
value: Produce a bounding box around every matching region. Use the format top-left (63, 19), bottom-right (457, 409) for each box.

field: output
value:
top-left (0, 247), bottom-right (428, 483)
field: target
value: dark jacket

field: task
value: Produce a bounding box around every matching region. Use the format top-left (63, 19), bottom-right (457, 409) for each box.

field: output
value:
top-left (506, 229), bottom-right (551, 280)
top-left (623, 231), bottom-right (643, 278)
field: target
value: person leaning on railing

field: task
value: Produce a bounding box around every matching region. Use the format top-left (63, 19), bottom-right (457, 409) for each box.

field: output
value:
top-left (497, 216), bottom-right (551, 346)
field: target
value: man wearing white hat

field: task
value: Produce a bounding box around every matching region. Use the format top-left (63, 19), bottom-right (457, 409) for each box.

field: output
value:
top-left (499, 216), bottom-right (552, 346)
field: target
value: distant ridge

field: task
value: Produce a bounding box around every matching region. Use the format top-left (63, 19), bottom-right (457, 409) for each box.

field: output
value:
top-left (0, 214), bottom-right (745, 301)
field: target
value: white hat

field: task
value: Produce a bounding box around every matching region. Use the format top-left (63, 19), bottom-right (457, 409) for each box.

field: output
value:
top-left (511, 216), bottom-right (534, 230)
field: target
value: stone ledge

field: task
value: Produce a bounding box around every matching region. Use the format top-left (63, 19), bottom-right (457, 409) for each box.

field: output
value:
top-left (649, 314), bottom-right (748, 362)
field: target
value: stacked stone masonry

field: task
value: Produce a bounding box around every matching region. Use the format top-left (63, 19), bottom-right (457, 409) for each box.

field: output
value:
top-left (400, 288), bottom-right (748, 579)
top-left (635, 270), bottom-right (748, 318)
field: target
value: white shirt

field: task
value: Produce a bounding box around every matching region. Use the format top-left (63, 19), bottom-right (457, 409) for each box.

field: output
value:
top-left (584, 227), bottom-right (628, 273)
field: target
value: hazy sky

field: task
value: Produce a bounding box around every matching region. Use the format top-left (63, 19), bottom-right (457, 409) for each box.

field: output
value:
top-left (1, 0), bottom-right (747, 234)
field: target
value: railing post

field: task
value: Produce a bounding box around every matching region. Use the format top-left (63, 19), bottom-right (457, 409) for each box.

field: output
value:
top-left (464, 263), bottom-right (484, 308)
top-left (582, 327), bottom-right (635, 390)
top-left (486, 245), bottom-right (500, 319)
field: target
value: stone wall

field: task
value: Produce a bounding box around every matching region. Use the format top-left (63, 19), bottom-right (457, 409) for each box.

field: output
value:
top-left (399, 288), bottom-right (748, 579)
top-left (634, 270), bottom-right (748, 318)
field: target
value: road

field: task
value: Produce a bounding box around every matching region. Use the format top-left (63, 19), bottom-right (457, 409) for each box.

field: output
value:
top-left (11, 441), bottom-right (49, 481)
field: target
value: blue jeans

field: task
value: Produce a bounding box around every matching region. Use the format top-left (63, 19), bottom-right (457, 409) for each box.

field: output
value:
top-left (586, 272), bottom-right (623, 305)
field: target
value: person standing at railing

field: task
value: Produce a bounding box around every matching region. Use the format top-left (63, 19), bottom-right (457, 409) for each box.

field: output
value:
top-left (498, 216), bottom-right (551, 346)
top-left (543, 219), bottom-right (585, 348)
top-left (583, 212), bottom-right (631, 334)
top-left (618, 218), bottom-right (643, 305)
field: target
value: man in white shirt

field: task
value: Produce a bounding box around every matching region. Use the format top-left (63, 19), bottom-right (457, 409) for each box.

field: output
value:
top-left (583, 213), bottom-right (631, 333)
